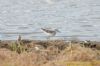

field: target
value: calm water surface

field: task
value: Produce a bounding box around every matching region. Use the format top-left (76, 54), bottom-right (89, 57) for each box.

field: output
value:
top-left (0, 0), bottom-right (100, 40)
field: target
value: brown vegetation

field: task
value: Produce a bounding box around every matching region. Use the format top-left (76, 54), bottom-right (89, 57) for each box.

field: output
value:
top-left (0, 40), bottom-right (100, 66)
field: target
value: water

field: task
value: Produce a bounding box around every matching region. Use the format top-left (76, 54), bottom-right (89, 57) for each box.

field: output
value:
top-left (0, 0), bottom-right (100, 40)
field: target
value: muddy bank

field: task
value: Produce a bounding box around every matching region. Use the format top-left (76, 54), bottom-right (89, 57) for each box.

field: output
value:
top-left (0, 40), bottom-right (100, 50)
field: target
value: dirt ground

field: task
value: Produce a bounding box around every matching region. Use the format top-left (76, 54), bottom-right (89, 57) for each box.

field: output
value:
top-left (0, 40), bottom-right (100, 66)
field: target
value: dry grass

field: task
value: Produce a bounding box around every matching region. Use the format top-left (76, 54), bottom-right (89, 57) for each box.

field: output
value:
top-left (0, 40), bottom-right (100, 66)
top-left (43, 44), bottom-right (100, 66)
top-left (0, 48), bottom-right (47, 66)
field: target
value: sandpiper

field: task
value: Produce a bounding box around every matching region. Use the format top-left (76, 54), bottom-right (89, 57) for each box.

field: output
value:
top-left (41, 28), bottom-right (60, 39)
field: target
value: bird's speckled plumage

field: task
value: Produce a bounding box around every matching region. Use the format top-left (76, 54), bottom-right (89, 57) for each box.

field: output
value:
top-left (41, 28), bottom-right (60, 39)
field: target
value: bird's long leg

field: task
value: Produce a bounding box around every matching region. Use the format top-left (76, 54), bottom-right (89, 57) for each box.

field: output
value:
top-left (47, 36), bottom-right (50, 40)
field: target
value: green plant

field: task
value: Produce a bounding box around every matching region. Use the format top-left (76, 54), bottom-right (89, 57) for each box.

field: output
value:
top-left (10, 43), bottom-right (17, 51)
top-left (9, 41), bottom-right (26, 54)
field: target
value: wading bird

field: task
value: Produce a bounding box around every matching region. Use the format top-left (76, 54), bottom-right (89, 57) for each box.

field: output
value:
top-left (41, 28), bottom-right (60, 39)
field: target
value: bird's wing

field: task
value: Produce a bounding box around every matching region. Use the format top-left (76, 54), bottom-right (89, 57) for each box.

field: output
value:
top-left (41, 28), bottom-right (54, 33)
